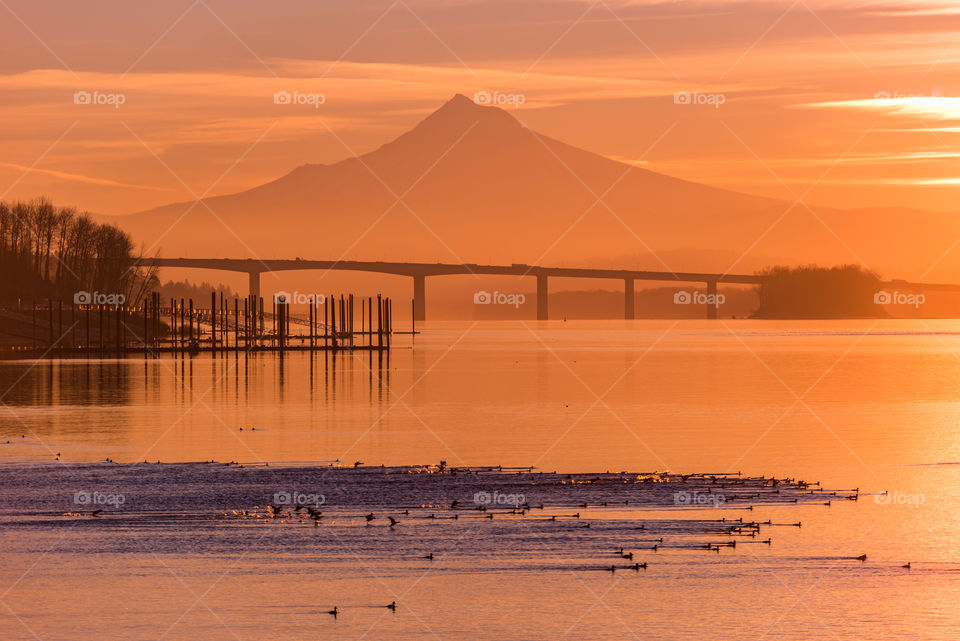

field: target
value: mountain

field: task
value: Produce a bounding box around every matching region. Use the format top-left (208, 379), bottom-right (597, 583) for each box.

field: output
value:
top-left (107, 94), bottom-right (960, 281)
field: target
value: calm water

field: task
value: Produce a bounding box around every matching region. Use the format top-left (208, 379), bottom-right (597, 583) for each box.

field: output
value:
top-left (2, 320), bottom-right (959, 640)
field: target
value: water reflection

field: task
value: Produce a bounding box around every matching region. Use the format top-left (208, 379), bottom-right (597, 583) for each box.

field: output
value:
top-left (0, 349), bottom-right (393, 464)
top-left (3, 320), bottom-right (960, 480)
top-left (0, 349), bottom-right (392, 408)
top-left (3, 321), bottom-right (960, 641)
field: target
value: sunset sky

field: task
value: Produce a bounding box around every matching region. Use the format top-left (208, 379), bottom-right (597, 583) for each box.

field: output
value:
top-left (2, 0), bottom-right (959, 215)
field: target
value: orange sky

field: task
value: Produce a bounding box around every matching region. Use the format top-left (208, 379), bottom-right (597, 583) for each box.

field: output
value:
top-left (1, 0), bottom-right (959, 215)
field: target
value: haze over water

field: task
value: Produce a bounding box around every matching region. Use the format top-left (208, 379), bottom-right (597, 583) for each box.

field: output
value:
top-left (2, 321), bottom-right (958, 640)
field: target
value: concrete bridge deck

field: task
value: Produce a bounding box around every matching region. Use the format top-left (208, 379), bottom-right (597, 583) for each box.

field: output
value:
top-left (141, 258), bottom-right (958, 321)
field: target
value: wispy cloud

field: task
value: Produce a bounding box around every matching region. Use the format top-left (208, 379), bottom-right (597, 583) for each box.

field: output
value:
top-left (798, 96), bottom-right (960, 120)
top-left (0, 161), bottom-right (170, 191)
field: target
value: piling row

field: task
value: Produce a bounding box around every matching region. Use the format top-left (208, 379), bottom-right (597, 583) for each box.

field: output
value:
top-left (5, 293), bottom-right (396, 357)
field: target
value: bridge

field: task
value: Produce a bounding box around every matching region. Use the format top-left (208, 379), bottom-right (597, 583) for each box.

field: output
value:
top-left (141, 258), bottom-right (955, 321)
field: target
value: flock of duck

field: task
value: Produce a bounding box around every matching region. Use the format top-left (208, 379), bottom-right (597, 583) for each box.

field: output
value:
top-left (116, 461), bottom-right (907, 617)
top-left (45, 461), bottom-right (918, 619)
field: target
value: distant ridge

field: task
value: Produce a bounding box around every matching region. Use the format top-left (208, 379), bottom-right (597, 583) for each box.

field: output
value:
top-left (107, 94), bottom-right (960, 281)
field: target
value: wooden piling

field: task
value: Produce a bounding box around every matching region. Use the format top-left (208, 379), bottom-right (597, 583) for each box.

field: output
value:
top-left (179, 298), bottom-right (185, 351)
top-left (211, 291), bottom-right (217, 353)
top-left (386, 298), bottom-right (392, 347)
top-left (349, 294), bottom-right (354, 346)
top-left (144, 298), bottom-right (149, 351)
top-left (330, 295), bottom-right (337, 350)
top-left (377, 294), bottom-right (383, 348)
top-left (233, 298), bottom-right (238, 351)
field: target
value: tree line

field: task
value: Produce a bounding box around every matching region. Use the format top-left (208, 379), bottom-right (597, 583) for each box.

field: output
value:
top-left (0, 198), bottom-right (157, 304)
top-left (753, 264), bottom-right (883, 317)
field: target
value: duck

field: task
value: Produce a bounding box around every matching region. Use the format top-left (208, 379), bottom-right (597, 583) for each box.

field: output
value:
top-left (328, 606), bottom-right (338, 617)
top-left (386, 601), bottom-right (397, 611)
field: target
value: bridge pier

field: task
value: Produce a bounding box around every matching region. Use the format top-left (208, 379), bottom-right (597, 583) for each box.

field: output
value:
top-left (248, 270), bottom-right (261, 299)
top-left (624, 278), bottom-right (635, 320)
top-left (706, 280), bottom-right (718, 320)
top-left (536, 274), bottom-right (548, 320)
top-left (413, 274), bottom-right (426, 322)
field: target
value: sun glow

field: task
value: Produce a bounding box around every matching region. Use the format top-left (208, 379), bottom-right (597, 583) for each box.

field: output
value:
top-left (803, 96), bottom-right (960, 121)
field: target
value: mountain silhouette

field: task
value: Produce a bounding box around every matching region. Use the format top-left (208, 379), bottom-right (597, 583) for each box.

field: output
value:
top-left (109, 94), bottom-right (960, 280)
